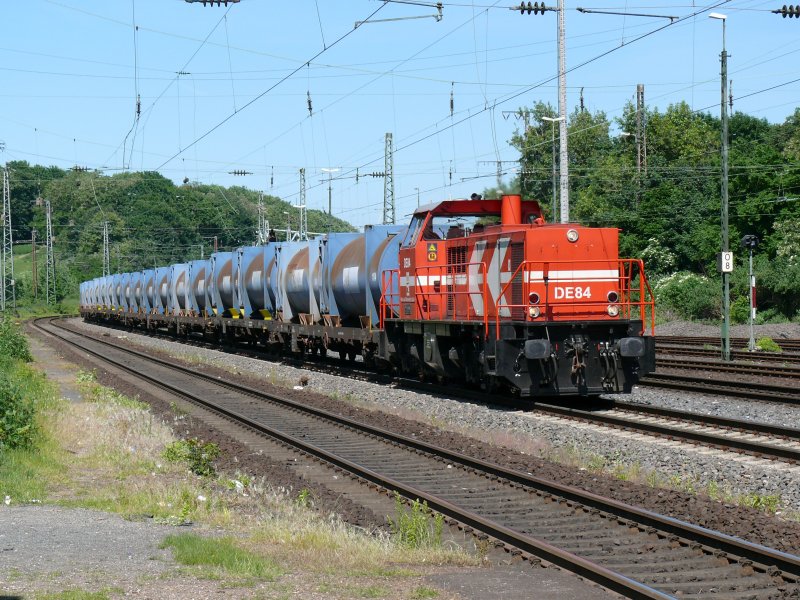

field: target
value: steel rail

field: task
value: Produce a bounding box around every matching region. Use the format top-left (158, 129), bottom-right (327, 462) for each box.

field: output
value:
top-left (528, 402), bottom-right (800, 463)
top-left (658, 345), bottom-right (800, 365)
top-left (657, 357), bottom-right (800, 379)
top-left (610, 399), bottom-right (800, 439)
top-left (641, 372), bottom-right (800, 404)
top-left (36, 318), bottom-right (800, 585)
top-left (659, 335), bottom-right (800, 352)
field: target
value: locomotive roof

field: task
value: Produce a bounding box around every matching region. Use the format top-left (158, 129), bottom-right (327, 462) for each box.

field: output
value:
top-left (413, 198), bottom-right (520, 217)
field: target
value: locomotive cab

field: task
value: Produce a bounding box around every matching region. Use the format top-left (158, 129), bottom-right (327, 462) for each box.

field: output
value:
top-left (381, 194), bottom-right (655, 398)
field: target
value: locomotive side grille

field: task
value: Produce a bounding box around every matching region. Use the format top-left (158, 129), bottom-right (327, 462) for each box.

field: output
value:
top-left (447, 244), bottom-right (468, 317)
top-left (511, 242), bottom-right (524, 320)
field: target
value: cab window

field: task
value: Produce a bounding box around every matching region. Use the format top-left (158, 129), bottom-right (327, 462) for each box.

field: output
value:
top-left (402, 214), bottom-right (425, 247)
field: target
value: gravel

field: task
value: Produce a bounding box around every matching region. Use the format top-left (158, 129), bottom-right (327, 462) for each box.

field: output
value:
top-left (67, 318), bottom-right (800, 551)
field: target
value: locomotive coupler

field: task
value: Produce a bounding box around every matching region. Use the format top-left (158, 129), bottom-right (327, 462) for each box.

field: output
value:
top-left (598, 343), bottom-right (619, 391)
top-left (569, 340), bottom-right (587, 387)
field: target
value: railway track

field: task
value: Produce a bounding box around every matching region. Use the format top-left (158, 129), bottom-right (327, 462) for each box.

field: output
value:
top-left (36, 317), bottom-right (800, 598)
top-left (656, 357), bottom-right (800, 380)
top-left (658, 345), bottom-right (800, 365)
top-left (528, 401), bottom-right (800, 464)
top-left (79, 317), bottom-right (800, 463)
top-left (395, 379), bottom-right (800, 463)
top-left (659, 335), bottom-right (800, 353)
top-left (641, 372), bottom-right (800, 404)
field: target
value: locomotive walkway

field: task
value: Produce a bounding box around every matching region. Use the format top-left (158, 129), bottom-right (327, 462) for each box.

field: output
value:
top-left (35, 317), bottom-right (800, 599)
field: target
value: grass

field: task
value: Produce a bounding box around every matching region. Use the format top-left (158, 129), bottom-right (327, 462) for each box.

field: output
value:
top-left (410, 587), bottom-right (439, 599)
top-left (3, 343), bottom-right (474, 598)
top-left (0, 358), bottom-right (66, 503)
top-left (34, 590), bottom-right (117, 600)
top-left (160, 533), bottom-right (282, 582)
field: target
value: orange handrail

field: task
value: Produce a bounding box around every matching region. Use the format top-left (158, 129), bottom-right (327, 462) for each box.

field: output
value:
top-left (380, 269), bottom-right (400, 329)
top-left (494, 259), bottom-right (655, 339)
top-left (413, 262), bottom-right (489, 337)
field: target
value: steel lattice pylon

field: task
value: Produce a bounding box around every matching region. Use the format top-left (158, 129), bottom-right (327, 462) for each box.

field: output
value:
top-left (45, 199), bottom-right (56, 305)
top-left (256, 195), bottom-right (269, 244)
top-left (1, 166), bottom-right (15, 312)
top-left (383, 132), bottom-right (395, 225)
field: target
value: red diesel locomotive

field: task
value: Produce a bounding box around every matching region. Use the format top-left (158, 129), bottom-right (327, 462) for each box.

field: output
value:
top-left (379, 194), bottom-right (655, 396)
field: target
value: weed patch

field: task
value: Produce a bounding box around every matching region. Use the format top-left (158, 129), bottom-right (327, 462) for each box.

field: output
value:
top-left (34, 589), bottom-right (114, 600)
top-left (740, 492), bottom-right (780, 513)
top-left (388, 493), bottom-right (444, 549)
top-left (163, 438), bottom-right (220, 477)
top-left (756, 337), bottom-right (782, 352)
top-left (410, 587), bottom-right (440, 599)
top-left (160, 533), bottom-right (282, 581)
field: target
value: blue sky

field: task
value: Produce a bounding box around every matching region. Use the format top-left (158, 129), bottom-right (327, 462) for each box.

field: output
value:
top-left (0, 0), bottom-right (796, 229)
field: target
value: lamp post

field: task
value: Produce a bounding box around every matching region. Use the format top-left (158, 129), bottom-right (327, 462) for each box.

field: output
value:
top-left (710, 12), bottom-right (731, 361)
top-left (541, 116), bottom-right (564, 221)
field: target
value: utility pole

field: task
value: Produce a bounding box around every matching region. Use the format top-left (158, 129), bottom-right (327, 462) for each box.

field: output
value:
top-left (298, 167), bottom-right (307, 241)
top-left (102, 220), bottom-right (110, 277)
top-left (31, 229), bottom-right (37, 300)
top-left (320, 167), bottom-right (340, 231)
top-left (383, 132), bottom-right (395, 225)
top-left (557, 0), bottom-right (569, 223)
top-left (541, 116), bottom-right (564, 220)
top-left (514, 2), bottom-right (567, 219)
top-left (711, 12), bottom-right (731, 361)
top-left (45, 199), bottom-right (56, 305)
top-left (1, 166), bottom-right (14, 311)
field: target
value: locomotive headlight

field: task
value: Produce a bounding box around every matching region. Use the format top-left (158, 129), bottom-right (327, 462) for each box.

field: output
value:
top-left (607, 291), bottom-right (619, 303)
top-left (607, 304), bottom-right (620, 317)
top-left (528, 292), bottom-right (540, 304)
top-left (566, 229), bottom-right (579, 243)
top-left (528, 306), bottom-right (541, 318)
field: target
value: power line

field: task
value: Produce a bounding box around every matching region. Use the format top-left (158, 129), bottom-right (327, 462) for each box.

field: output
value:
top-left (154, 2), bottom-right (389, 171)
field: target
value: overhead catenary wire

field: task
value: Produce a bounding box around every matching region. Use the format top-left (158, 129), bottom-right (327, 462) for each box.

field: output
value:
top-left (153, 2), bottom-right (390, 171)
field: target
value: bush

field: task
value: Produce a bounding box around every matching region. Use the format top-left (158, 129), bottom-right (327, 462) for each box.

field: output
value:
top-left (0, 320), bottom-right (32, 363)
top-left (163, 438), bottom-right (220, 477)
top-left (0, 376), bottom-right (36, 450)
top-left (755, 308), bottom-right (788, 325)
top-left (756, 337), bottom-right (781, 353)
top-left (653, 272), bottom-right (719, 321)
top-left (730, 295), bottom-right (751, 325)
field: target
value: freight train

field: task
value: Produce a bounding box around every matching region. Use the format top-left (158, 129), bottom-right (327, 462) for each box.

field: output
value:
top-left (80, 194), bottom-right (656, 397)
